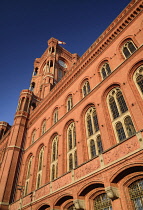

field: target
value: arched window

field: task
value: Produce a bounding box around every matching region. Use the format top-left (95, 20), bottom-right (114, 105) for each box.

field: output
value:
top-left (33, 67), bottom-right (38, 76)
top-left (67, 95), bottom-right (73, 112)
top-left (85, 107), bottom-right (103, 159)
top-left (108, 88), bottom-right (128, 120)
top-left (51, 135), bottom-right (58, 181)
top-left (31, 129), bottom-right (36, 144)
top-left (36, 147), bottom-right (44, 189)
top-left (101, 62), bottom-right (111, 79)
top-left (129, 179), bottom-right (143, 209)
top-left (53, 108), bottom-right (58, 124)
top-left (122, 40), bottom-right (137, 58)
top-left (29, 82), bottom-right (35, 91)
top-left (94, 193), bottom-right (112, 210)
top-left (107, 88), bottom-right (136, 142)
top-left (67, 122), bottom-right (77, 171)
top-left (24, 156), bottom-right (32, 196)
top-left (133, 65), bottom-right (143, 97)
top-left (82, 80), bottom-right (90, 97)
top-left (41, 120), bottom-right (46, 135)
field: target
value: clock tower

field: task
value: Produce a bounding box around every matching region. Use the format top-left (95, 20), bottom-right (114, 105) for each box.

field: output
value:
top-left (29, 37), bottom-right (79, 99)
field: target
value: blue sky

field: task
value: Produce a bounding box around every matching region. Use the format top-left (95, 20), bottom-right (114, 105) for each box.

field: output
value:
top-left (0, 0), bottom-right (131, 125)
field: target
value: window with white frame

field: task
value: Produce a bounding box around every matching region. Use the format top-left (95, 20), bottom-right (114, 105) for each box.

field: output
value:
top-left (51, 135), bottom-right (58, 181)
top-left (122, 40), bottom-right (137, 59)
top-left (107, 88), bottom-right (136, 142)
top-left (67, 95), bottom-right (73, 112)
top-left (31, 129), bottom-right (36, 144)
top-left (24, 156), bottom-right (32, 196)
top-left (41, 120), bottom-right (46, 135)
top-left (82, 80), bottom-right (90, 97)
top-left (85, 107), bottom-right (103, 159)
top-left (101, 62), bottom-right (111, 79)
top-left (67, 122), bottom-right (77, 171)
top-left (36, 147), bottom-right (44, 189)
top-left (133, 65), bottom-right (143, 97)
top-left (53, 108), bottom-right (58, 124)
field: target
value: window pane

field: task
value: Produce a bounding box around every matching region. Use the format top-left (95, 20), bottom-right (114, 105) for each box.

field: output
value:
top-left (124, 116), bottom-right (136, 137)
top-left (52, 164), bottom-right (55, 180)
top-left (93, 110), bottom-right (99, 132)
top-left (69, 153), bottom-right (73, 170)
top-left (74, 150), bottom-right (78, 167)
top-left (109, 97), bottom-right (119, 119)
top-left (87, 115), bottom-right (93, 136)
top-left (97, 135), bottom-right (103, 154)
top-left (83, 85), bottom-right (87, 96)
top-left (116, 91), bottom-right (128, 113)
top-left (68, 129), bottom-right (73, 150)
top-left (123, 46), bottom-right (131, 58)
top-left (52, 141), bottom-right (56, 161)
top-left (94, 193), bottom-right (112, 210)
top-left (87, 81), bottom-right (90, 93)
top-left (90, 139), bottom-right (96, 158)
top-left (116, 122), bottom-right (126, 141)
top-left (102, 68), bottom-right (107, 79)
top-left (136, 75), bottom-right (143, 93)
top-left (128, 41), bottom-right (136, 54)
top-left (129, 179), bottom-right (143, 210)
top-left (106, 63), bottom-right (111, 75)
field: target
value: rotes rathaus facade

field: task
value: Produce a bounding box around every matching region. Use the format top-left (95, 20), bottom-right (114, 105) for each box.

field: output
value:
top-left (0, 0), bottom-right (143, 209)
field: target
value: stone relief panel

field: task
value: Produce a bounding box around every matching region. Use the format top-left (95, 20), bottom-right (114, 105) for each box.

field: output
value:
top-left (74, 157), bottom-right (100, 180)
top-left (103, 137), bottom-right (140, 165)
top-left (35, 183), bottom-right (50, 200)
top-left (52, 172), bottom-right (72, 191)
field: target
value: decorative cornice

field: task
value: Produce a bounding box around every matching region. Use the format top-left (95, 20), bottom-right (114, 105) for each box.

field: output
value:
top-left (28, 0), bottom-right (143, 126)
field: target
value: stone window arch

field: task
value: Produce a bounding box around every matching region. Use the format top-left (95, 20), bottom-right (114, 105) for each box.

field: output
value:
top-left (107, 87), bottom-right (136, 142)
top-left (51, 135), bottom-right (58, 181)
top-left (122, 40), bottom-right (137, 59)
top-left (85, 106), bottom-right (103, 159)
top-left (82, 80), bottom-right (90, 97)
top-left (100, 62), bottom-right (111, 79)
top-left (67, 122), bottom-right (77, 171)
top-left (36, 147), bottom-right (44, 189)
top-left (24, 156), bottom-right (32, 196)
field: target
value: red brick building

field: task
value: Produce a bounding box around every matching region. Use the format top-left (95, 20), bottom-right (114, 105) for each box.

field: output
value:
top-left (0, 0), bottom-right (143, 209)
